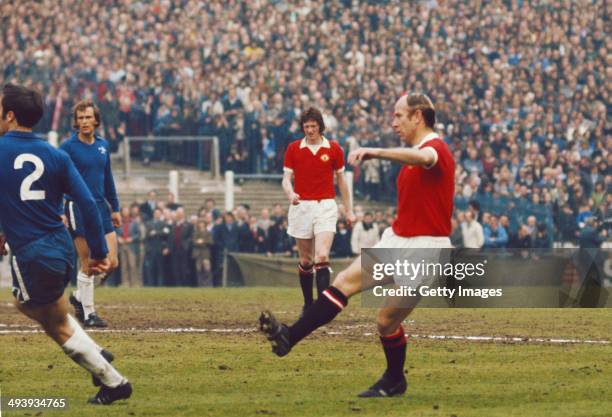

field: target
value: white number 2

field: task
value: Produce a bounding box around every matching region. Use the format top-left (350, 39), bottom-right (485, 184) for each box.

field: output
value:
top-left (14, 153), bottom-right (46, 201)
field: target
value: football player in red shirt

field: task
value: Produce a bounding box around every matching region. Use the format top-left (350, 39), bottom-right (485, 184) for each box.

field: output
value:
top-left (260, 93), bottom-right (454, 397)
top-left (282, 107), bottom-right (355, 313)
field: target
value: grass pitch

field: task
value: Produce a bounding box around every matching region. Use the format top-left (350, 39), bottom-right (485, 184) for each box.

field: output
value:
top-left (0, 288), bottom-right (610, 417)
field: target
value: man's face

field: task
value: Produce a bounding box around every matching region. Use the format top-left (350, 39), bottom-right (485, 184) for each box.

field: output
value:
top-left (76, 107), bottom-right (97, 136)
top-left (391, 97), bottom-right (418, 145)
top-left (303, 120), bottom-right (320, 141)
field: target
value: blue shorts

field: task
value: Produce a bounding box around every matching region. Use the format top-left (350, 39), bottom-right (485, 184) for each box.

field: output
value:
top-left (11, 229), bottom-right (75, 306)
top-left (65, 200), bottom-right (114, 238)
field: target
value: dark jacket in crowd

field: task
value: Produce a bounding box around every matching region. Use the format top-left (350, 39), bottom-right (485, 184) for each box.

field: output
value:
top-left (219, 222), bottom-right (241, 252)
top-left (167, 221), bottom-right (194, 286)
top-left (331, 229), bottom-right (352, 258)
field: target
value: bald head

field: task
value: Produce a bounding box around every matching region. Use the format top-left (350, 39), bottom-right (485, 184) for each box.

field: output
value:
top-left (392, 92), bottom-right (436, 145)
top-left (402, 92), bottom-right (435, 128)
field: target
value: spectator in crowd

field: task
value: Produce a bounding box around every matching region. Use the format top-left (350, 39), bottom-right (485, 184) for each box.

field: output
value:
top-left (331, 220), bottom-right (352, 258)
top-left (203, 198), bottom-right (221, 220)
top-left (270, 203), bottom-right (286, 225)
top-left (130, 205), bottom-right (145, 287)
top-left (267, 218), bottom-right (294, 257)
top-left (579, 217), bottom-right (608, 248)
top-left (192, 215), bottom-right (213, 287)
top-left (257, 208), bottom-right (274, 236)
top-left (461, 210), bottom-right (485, 249)
top-left (210, 215), bottom-right (225, 287)
top-left (350, 212), bottom-right (380, 255)
top-left (483, 215), bottom-right (509, 249)
top-left (450, 217), bottom-right (464, 248)
top-left (161, 209), bottom-right (175, 285)
top-left (168, 207), bottom-right (194, 286)
top-left (533, 223), bottom-right (551, 249)
top-left (509, 225), bottom-right (533, 249)
top-left (118, 206), bottom-right (141, 287)
top-left (143, 208), bottom-right (166, 286)
top-left (219, 212), bottom-right (241, 253)
top-left (139, 190), bottom-right (158, 222)
top-left (362, 158), bottom-right (381, 201)
top-left (242, 216), bottom-right (267, 254)
top-left (165, 192), bottom-right (182, 211)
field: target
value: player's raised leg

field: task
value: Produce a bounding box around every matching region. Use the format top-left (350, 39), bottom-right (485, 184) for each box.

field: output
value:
top-left (260, 253), bottom-right (378, 356)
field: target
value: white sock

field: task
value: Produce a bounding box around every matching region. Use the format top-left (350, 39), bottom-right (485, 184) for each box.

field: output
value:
top-left (62, 314), bottom-right (126, 388)
top-left (66, 314), bottom-right (102, 352)
top-left (94, 273), bottom-right (107, 286)
top-left (77, 271), bottom-right (95, 318)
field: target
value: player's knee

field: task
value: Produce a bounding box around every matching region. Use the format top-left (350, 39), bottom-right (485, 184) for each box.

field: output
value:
top-left (376, 314), bottom-right (402, 336)
top-left (299, 253), bottom-right (313, 265)
top-left (314, 253), bottom-right (329, 264)
top-left (332, 270), bottom-right (358, 298)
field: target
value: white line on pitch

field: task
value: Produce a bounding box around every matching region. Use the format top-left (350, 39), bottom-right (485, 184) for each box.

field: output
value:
top-left (0, 327), bottom-right (609, 345)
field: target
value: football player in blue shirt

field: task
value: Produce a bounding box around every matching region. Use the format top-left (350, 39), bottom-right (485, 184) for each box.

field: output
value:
top-left (60, 99), bottom-right (121, 328)
top-left (0, 83), bottom-right (132, 404)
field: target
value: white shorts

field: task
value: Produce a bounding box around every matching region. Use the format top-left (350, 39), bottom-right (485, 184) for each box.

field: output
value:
top-left (287, 199), bottom-right (338, 239)
top-left (366, 227), bottom-right (452, 287)
top-left (373, 228), bottom-right (452, 250)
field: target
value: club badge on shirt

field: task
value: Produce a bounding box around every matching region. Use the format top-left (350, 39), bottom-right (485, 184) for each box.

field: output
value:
top-left (320, 154), bottom-right (330, 162)
top-left (98, 146), bottom-right (107, 155)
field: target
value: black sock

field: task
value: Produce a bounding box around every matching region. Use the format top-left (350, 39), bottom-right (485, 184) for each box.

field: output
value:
top-left (298, 263), bottom-right (314, 306)
top-left (380, 325), bottom-right (407, 381)
top-left (288, 285), bottom-right (348, 346)
top-left (314, 262), bottom-right (330, 297)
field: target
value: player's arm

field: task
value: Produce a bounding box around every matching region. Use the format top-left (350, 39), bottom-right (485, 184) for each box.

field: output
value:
top-left (63, 156), bottom-right (109, 260)
top-left (335, 170), bottom-right (355, 222)
top-left (103, 148), bottom-right (121, 227)
top-left (333, 144), bottom-right (355, 222)
top-left (282, 170), bottom-right (300, 205)
top-left (348, 147), bottom-right (437, 168)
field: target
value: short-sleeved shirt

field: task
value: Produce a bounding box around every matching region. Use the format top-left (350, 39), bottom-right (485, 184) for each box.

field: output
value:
top-left (392, 133), bottom-right (455, 237)
top-left (283, 137), bottom-right (345, 200)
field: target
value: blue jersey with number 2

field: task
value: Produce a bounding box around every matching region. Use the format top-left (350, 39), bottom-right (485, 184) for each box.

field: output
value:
top-left (0, 131), bottom-right (108, 259)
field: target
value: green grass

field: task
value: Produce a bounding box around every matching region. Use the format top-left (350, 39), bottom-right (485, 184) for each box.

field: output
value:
top-left (1, 288), bottom-right (610, 417)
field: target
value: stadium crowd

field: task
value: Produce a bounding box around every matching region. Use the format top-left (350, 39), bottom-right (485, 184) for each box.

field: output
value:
top-left (1, 0), bottom-right (609, 255)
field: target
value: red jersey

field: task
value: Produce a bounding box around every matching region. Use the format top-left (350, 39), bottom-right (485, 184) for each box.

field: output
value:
top-left (284, 137), bottom-right (345, 200)
top-left (392, 133), bottom-right (455, 237)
